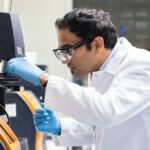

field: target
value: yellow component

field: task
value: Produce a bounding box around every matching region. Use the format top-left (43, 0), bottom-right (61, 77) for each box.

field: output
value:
top-left (17, 91), bottom-right (44, 150)
top-left (0, 117), bottom-right (21, 150)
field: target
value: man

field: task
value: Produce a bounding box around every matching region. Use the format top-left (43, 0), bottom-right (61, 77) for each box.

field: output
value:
top-left (6, 8), bottom-right (150, 150)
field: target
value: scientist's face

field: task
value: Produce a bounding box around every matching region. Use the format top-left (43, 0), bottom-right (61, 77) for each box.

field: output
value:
top-left (56, 28), bottom-right (110, 77)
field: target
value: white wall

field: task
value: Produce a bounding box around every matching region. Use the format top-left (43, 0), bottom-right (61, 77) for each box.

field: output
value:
top-left (0, 0), bottom-right (4, 11)
top-left (10, 0), bottom-right (73, 80)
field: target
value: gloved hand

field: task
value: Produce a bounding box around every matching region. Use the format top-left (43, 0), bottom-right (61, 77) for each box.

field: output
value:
top-left (6, 57), bottom-right (45, 85)
top-left (33, 103), bottom-right (61, 135)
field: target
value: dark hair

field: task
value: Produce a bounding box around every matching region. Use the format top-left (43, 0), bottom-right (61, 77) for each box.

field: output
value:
top-left (55, 8), bottom-right (117, 49)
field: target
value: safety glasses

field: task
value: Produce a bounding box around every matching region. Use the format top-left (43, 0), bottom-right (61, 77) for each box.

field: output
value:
top-left (53, 39), bottom-right (90, 62)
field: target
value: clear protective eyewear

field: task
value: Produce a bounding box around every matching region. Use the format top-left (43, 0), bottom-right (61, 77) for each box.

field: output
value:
top-left (53, 39), bottom-right (90, 62)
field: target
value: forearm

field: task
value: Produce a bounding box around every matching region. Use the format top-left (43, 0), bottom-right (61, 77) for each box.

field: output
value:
top-left (44, 75), bottom-right (107, 126)
top-left (44, 74), bottom-right (150, 128)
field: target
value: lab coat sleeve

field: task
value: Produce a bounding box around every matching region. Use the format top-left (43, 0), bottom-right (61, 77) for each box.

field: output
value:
top-left (44, 63), bottom-right (150, 128)
top-left (51, 117), bottom-right (95, 146)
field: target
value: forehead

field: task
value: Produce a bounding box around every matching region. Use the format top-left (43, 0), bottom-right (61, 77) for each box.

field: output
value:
top-left (57, 28), bottom-right (81, 46)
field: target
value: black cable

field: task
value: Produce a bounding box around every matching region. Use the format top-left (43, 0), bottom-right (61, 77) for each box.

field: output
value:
top-left (9, 0), bottom-right (13, 12)
top-left (0, 104), bottom-right (10, 125)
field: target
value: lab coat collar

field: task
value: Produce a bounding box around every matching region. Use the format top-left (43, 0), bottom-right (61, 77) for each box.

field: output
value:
top-left (89, 37), bottom-right (131, 78)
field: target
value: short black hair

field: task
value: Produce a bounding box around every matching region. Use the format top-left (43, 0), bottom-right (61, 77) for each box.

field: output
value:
top-left (55, 8), bottom-right (117, 49)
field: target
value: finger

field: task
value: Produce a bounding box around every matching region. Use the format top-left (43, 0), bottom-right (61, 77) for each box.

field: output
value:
top-left (35, 123), bottom-right (44, 131)
top-left (36, 125), bottom-right (45, 132)
top-left (33, 116), bottom-right (50, 123)
top-left (35, 123), bottom-right (48, 132)
top-left (34, 119), bottom-right (48, 127)
top-left (34, 121), bottom-right (48, 126)
top-left (34, 121), bottom-right (48, 127)
top-left (41, 103), bottom-right (45, 110)
top-left (33, 116), bottom-right (47, 123)
top-left (35, 109), bottom-right (46, 114)
top-left (34, 112), bottom-right (48, 118)
top-left (33, 116), bottom-right (49, 123)
top-left (46, 109), bottom-right (54, 115)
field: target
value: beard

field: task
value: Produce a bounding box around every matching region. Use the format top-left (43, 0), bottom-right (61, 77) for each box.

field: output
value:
top-left (70, 68), bottom-right (84, 78)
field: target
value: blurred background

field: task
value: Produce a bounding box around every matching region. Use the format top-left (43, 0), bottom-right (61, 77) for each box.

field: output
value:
top-left (0, 0), bottom-right (150, 150)
top-left (0, 0), bottom-right (149, 81)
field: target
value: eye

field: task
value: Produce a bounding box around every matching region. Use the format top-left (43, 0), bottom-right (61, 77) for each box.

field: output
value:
top-left (67, 48), bottom-right (75, 54)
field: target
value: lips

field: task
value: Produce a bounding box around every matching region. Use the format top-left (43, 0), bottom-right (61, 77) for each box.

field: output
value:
top-left (68, 64), bottom-right (74, 69)
top-left (68, 66), bottom-right (76, 74)
top-left (67, 63), bottom-right (76, 73)
top-left (70, 66), bottom-right (75, 71)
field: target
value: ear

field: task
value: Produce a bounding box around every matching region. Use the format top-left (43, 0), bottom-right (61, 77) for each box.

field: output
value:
top-left (93, 36), bottom-right (104, 54)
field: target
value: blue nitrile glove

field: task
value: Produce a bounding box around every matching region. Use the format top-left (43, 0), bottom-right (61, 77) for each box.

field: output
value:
top-left (33, 103), bottom-right (61, 135)
top-left (6, 57), bottom-right (44, 85)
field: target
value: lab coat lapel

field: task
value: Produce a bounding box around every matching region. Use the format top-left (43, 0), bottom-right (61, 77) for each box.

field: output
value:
top-left (89, 38), bottom-right (130, 94)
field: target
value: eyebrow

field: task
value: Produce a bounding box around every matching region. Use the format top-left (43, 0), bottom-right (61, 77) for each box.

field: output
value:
top-left (59, 44), bottom-right (73, 49)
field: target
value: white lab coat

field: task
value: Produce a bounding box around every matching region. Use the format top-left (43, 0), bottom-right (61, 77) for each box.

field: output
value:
top-left (45, 38), bottom-right (150, 150)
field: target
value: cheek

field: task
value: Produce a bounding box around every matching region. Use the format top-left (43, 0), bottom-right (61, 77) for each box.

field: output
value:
top-left (74, 52), bottom-right (93, 69)
top-left (72, 48), bottom-right (96, 70)
top-left (75, 48), bottom-right (91, 62)
top-left (81, 52), bottom-right (98, 71)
